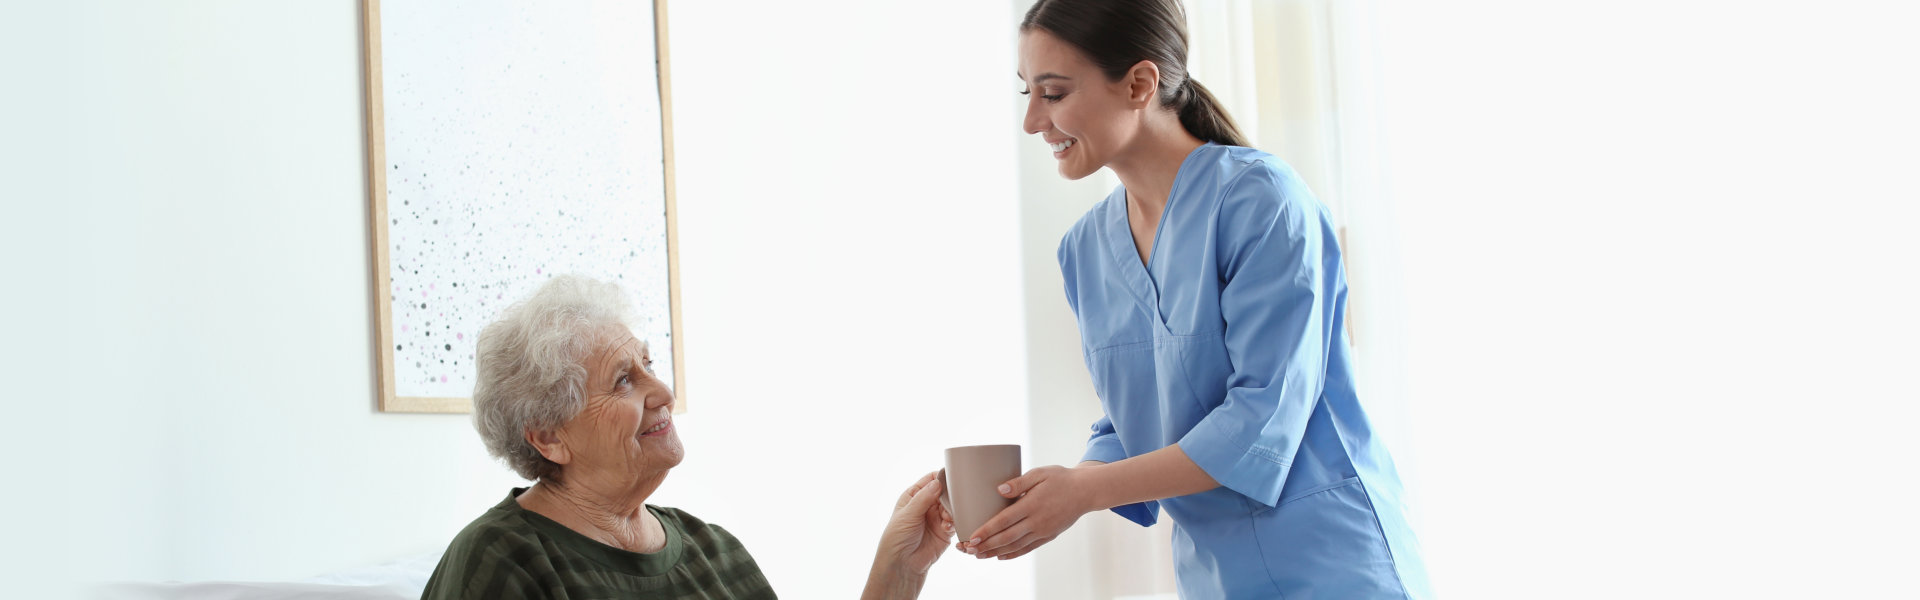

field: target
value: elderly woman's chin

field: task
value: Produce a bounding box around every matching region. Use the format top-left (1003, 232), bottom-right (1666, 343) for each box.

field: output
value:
top-left (641, 426), bottom-right (686, 470)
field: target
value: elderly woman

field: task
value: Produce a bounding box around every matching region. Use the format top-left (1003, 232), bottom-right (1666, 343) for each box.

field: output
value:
top-left (423, 275), bottom-right (951, 599)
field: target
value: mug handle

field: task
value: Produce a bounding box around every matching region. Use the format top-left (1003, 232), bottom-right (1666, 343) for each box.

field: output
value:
top-left (937, 468), bottom-right (953, 518)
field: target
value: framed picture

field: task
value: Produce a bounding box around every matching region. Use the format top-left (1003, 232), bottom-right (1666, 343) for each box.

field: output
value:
top-left (361, 0), bottom-right (683, 413)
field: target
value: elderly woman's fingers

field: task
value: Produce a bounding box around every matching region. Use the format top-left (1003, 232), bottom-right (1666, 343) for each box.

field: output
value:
top-left (934, 493), bottom-right (954, 526)
top-left (901, 473), bottom-right (944, 518)
top-left (897, 470), bottom-right (940, 508)
top-left (920, 496), bottom-right (954, 537)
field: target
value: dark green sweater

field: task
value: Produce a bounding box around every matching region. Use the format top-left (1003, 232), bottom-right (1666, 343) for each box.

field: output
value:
top-left (421, 488), bottom-right (775, 599)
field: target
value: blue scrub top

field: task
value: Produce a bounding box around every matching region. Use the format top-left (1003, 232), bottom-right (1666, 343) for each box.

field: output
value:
top-left (1059, 144), bottom-right (1432, 599)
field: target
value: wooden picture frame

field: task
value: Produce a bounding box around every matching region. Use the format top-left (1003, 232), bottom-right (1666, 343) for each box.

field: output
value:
top-left (361, 0), bottom-right (684, 414)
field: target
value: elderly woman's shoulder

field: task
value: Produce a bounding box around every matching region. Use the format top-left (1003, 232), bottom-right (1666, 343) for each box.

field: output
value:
top-left (432, 493), bottom-right (556, 562)
top-left (418, 493), bottom-right (561, 599)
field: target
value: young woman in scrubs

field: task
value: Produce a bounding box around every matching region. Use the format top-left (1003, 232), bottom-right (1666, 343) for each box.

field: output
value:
top-left (959, 1), bottom-right (1432, 597)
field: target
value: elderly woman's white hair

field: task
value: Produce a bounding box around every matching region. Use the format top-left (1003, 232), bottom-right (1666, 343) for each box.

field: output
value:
top-left (473, 274), bottom-right (643, 480)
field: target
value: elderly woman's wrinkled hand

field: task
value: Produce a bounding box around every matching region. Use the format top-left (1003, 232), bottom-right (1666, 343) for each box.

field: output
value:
top-left (861, 471), bottom-right (954, 600)
top-left (876, 471), bottom-right (954, 574)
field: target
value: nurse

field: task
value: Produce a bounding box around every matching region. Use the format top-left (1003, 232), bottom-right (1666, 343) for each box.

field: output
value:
top-left (961, 0), bottom-right (1432, 597)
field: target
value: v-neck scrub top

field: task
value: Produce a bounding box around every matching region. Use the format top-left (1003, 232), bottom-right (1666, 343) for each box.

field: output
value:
top-left (1059, 143), bottom-right (1431, 599)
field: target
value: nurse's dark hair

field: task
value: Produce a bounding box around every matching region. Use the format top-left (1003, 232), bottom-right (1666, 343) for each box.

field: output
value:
top-left (1021, 0), bottom-right (1249, 148)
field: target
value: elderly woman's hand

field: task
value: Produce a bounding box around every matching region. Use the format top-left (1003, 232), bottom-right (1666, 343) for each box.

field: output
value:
top-left (880, 470), bottom-right (954, 572)
top-left (862, 471), bottom-right (954, 600)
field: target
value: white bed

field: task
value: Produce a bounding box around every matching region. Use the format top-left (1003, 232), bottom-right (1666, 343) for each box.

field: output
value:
top-left (88, 552), bottom-right (441, 600)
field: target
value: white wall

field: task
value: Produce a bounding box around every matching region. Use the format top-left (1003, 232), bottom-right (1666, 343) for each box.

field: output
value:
top-left (660, 1), bottom-right (1032, 598)
top-left (1370, 1), bottom-right (1920, 597)
top-left (8, 3), bottom-right (527, 597)
top-left (4, 1), bottom-right (1033, 598)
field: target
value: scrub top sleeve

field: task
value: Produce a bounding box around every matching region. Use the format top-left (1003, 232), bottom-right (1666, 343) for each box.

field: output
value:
top-left (1083, 415), bottom-right (1160, 527)
top-left (1082, 415), bottom-right (1130, 464)
top-left (1176, 164), bottom-right (1332, 508)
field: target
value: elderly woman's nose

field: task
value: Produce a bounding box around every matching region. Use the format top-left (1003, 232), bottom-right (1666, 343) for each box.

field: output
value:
top-left (646, 385), bottom-right (676, 409)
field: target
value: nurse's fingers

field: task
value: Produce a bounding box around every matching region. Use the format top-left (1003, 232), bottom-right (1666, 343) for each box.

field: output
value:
top-left (997, 466), bottom-right (1058, 499)
top-left (974, 529), bottom-right (1030, 559)
top-left (965, 510), bottom-right (1028, 554)
top-left (996, 535), bottom-right (1053, 561)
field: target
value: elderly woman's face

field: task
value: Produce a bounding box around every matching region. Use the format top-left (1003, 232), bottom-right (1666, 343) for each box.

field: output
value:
top-left (552, 327), bottom-right (683, 481)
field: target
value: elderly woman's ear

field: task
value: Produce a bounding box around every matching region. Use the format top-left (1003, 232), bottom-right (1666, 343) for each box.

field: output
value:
top-left (525, 429), bottom-right (572, 466)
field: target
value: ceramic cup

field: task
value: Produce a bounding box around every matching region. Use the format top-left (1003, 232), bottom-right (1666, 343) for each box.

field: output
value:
top-left (940, 444), bottom-right (1022, 541)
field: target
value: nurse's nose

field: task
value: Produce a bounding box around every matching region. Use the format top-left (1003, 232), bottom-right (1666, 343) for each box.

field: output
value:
top-left (1022, 99), bottom-right (1048, 135)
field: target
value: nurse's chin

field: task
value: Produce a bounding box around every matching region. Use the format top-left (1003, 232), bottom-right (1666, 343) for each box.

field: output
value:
top-left (1056, 160), bottom-right (1102, 181)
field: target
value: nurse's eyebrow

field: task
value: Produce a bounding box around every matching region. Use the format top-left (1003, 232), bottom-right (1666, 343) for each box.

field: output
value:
top-left (1017, 72), bottom-right (1072, 84)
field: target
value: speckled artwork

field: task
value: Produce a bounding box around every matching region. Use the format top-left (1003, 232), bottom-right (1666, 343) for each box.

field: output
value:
top-left (374, 1), bottom-right (674, 403)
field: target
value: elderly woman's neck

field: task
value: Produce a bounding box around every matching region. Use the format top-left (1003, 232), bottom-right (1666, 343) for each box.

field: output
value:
top-left (519, 476), bottom-right (668, 553)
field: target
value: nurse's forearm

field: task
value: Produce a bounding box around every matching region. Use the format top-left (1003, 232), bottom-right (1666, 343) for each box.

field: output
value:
top-left (1077, 445), bottom-right (1218, 511)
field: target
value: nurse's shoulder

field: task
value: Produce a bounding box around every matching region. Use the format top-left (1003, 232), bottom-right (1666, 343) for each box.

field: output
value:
top-left (1190, 144), bottom-right (1321, 214)
top-left (1189, 144), bottom-right (1330, 237)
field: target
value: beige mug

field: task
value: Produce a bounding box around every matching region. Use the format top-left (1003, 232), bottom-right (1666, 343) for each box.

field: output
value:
top-left (940, 444), bottom-right (1022, 541)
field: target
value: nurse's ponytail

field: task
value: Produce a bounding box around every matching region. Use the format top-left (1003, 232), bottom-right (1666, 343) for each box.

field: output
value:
top-left (1022, 0), bottom-right (1250, 148)
top-left (1170, 77), bottom-right (1248, 148)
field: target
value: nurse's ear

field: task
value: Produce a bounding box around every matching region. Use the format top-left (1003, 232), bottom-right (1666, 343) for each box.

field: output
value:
top-left (1123, 59), bottom-right (1161, 109)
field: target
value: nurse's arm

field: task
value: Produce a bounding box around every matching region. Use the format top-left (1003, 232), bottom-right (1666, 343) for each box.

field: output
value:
top-left (1074, 444), bottom-right (1219, 510)
top-left (966, 447), bottom-right (1217, 560)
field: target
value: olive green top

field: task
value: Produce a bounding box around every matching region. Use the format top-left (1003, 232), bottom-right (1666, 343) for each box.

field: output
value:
top-left (421, 488), bottom-right (775, 599)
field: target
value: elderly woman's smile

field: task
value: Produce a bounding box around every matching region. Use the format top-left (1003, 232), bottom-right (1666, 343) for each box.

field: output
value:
top-left (640, 418), bottom-right (672, 436)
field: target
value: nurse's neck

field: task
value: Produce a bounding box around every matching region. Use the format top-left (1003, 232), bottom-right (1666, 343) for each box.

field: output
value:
top-left (1110, 122), bottom-right (1206, 215)
top-left (1112, 120), bottom-right (1205, 266)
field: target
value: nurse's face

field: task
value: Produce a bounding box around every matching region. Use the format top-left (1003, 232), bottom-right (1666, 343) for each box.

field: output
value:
top-left (1019, 30), bottom-right (1143, 181)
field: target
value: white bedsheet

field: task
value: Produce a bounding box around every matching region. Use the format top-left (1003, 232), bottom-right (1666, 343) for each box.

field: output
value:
top-left (88, 552), bottom-right (441, 600)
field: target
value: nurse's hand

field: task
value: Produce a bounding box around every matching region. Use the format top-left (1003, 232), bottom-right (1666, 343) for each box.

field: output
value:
top-left (960, 465), bottom-right (1096, 560)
